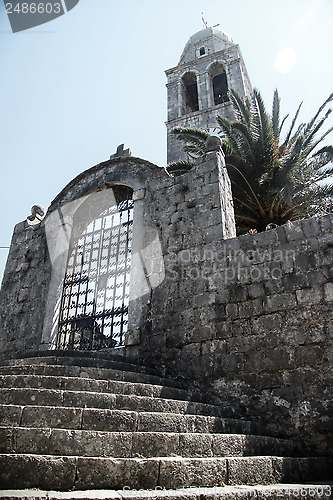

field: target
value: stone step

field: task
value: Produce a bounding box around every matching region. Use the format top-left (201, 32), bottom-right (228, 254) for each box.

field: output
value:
top-left (0, 363), bottom-right (184, 390)
top-left (12, 349), bottom-right (128, 360)
top-left (0, 427), bottom-right (295, 458)
top-left (0, 485), bottom-right (333, 500)
top-left (0, 405), bottom-right (261, 435)
top-left (0, 374), bottom-right (191, 401)
top-left (3, 356), bottom-right (161, 377)
top-left (0, 388), bottom-right (230, 417)
top-left (0, 454), bottom-right (331, 490)
top-left (4, 350), bottom-right (160, 376)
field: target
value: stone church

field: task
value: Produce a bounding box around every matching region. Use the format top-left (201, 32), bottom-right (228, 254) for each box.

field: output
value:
top-left (0, 27), bottom-right (332, 497)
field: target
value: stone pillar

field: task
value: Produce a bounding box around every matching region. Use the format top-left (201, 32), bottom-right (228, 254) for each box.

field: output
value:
top-left (197, 72), bottom-right (209, 111)
top-left (179, 136), bottom-right (236, 247)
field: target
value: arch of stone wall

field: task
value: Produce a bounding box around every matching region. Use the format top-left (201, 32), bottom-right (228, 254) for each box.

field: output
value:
top-left (207, 61), bottom-right (227, 76)
top-left (40, 156), bottom-right (165, 353)
top-left (47, 156), bottom-right (160, 211)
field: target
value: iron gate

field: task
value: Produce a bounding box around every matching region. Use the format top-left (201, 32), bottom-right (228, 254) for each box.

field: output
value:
top-left (57, 187), bottom-right (134, 350)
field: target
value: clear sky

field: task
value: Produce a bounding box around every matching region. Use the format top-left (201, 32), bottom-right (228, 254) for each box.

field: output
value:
top-left (0, 0), bottom-right (332, 282)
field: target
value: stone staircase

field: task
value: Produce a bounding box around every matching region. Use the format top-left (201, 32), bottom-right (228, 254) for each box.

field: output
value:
top-left (0, 351), bottom-right (332, 499)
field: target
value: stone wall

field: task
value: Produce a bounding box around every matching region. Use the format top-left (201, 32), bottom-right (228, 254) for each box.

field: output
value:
top-left (0, 221), bottom-right (51, 357)
top-left (134, 174), bottom-right (333, 455)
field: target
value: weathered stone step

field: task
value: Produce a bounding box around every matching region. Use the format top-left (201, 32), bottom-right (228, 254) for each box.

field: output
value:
top-left (0, 427), bottom-right (294, 458)
top-left (0, 484), bottom-right (332, 500)
top-left (0, 454), bottom-right (331, 490)
top-left (0, 363), bottom-right (184, 390)
top-left (5, 350), bottom-right (159, 376)
top-left (0, 374), bottom-right (190, 401)
top-left (0, 388), bottom-right (229, 417)
top-left (0, 405), bottom-right (260, 435)
top-left (13, 349), bottom-right (128, 360)
top-left (4, 356), bottom-right (160, 377)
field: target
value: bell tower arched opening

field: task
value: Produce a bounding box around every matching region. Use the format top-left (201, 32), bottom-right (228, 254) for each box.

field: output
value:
top-left (210, 63), bottom-right (229, 105)
top-left (181, 72), bottom-right (199, 115)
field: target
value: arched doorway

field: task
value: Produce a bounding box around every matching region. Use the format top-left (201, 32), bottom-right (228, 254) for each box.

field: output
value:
top-left (56, 185), bottom-right (134, 350)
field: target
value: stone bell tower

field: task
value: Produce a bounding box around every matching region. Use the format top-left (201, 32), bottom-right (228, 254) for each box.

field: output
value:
top-left (166, 26), bottom-right (252, 163)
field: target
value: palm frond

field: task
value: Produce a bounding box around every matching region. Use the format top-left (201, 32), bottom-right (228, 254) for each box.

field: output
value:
top-left (165, 160), bottom-right (194, 177)
top-left (314, 145), bottom-right (333, 159)
top-left (168, 87), bottom-right (333, 235)
top-left (279, 113), bottom-right (289, 136)
top-left (172, 127), bottom-right (210, 141)
top-left (272, 89), bottom-right (280, 141)
top-left (283, 102), bottom-right (303, 146)
top-left (228, 89), bottom-right (251, 127)
top-left (303, 93), bottom-right (333, 135)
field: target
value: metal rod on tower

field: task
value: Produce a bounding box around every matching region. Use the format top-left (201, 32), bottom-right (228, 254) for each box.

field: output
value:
top-left (201, 12), bottom-right (208, 29)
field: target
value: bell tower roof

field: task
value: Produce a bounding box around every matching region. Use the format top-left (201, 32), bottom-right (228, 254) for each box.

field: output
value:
top-left (179, 26), bottom-right (234, 65)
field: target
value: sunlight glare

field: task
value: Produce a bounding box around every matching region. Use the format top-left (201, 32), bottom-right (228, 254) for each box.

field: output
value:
top-left (273, 47), bottom-right (297, 74)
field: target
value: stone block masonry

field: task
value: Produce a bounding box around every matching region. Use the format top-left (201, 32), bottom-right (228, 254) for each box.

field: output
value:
top-left (136, 204), bottom-right (333, 456)
top-left (0, 221), bottom-right (51, 356)
top-left (0, 149), bottom-right (332, 458)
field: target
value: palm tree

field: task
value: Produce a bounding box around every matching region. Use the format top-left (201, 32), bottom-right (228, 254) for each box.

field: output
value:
top-left (166, 89), bottom-right (333, 234)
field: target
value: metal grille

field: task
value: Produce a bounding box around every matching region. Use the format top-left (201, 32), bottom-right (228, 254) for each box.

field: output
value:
top-left (57, 188), bottom-right (133, 350)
